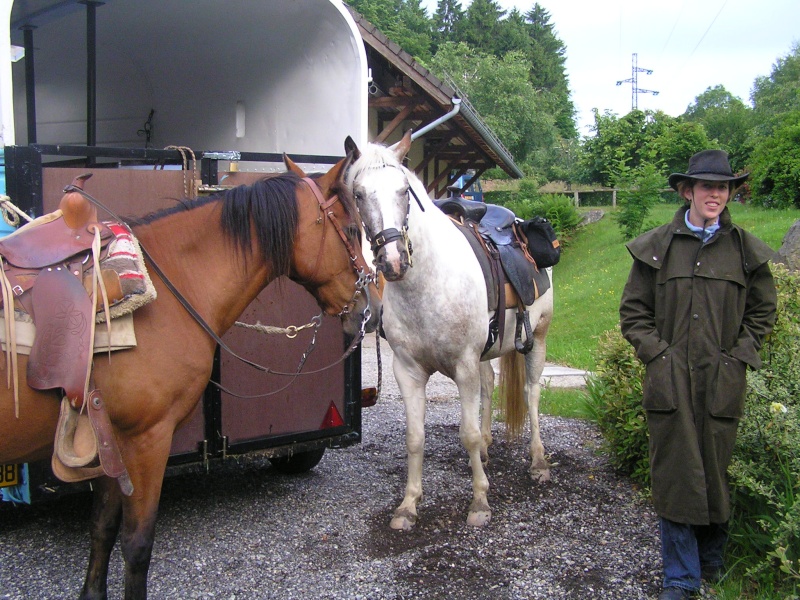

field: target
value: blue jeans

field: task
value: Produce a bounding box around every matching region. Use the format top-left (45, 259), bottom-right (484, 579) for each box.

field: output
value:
top-left (660, 518), bottom-right (727, 591)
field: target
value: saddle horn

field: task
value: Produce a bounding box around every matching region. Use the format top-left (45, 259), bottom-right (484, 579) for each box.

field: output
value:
top-left (59, 173), bottom-right (97, 230)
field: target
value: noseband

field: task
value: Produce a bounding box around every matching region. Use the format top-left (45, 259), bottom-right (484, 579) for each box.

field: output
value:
top-left (361, 164), bottom-right (425, 263)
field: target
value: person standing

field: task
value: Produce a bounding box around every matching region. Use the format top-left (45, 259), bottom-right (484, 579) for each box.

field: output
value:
top-left (619, 150), bottom-right (777, 599)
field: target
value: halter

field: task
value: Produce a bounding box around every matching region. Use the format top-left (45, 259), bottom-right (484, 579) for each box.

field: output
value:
top-left (359, 163), bottom-right (425, 264)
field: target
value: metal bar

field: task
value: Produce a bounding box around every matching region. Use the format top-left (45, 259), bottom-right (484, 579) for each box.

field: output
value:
top-left (22, 26), bottom-right (36, 143)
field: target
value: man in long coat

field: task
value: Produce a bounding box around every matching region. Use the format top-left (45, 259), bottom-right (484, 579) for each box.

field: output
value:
top-left (620, 150), bottom-right (776, 599)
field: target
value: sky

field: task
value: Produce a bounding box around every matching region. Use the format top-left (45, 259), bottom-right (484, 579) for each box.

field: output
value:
top-left (420, 0), bottom-right (800, 136)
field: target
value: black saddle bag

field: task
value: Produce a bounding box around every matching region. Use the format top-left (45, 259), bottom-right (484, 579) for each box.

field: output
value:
top-left (517, 216), bottom-right (561, 268)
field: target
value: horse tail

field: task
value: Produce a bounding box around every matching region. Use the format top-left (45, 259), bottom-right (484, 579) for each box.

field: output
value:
top-left (499, 351), bottom-right (527, 439)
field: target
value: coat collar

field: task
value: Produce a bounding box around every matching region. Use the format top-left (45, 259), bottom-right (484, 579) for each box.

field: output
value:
top-left (625, 205), bottom-right (773, 273)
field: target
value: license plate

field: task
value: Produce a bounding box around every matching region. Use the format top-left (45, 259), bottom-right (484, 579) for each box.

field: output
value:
top-left (0, 463), bottom-right (20, 488)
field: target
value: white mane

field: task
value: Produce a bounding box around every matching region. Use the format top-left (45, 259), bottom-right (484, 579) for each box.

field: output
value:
top-left (345, 142), bottom-right (406, 189)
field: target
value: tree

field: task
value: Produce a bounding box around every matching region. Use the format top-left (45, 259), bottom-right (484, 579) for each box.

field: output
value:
top-left (431, 0), bottom-right (465, 51)
top-left (579, 109), bottom-right (708, 186)
top-left (751, 43), bottom-right (800, 133)
top-left (393, 0), bottom-right (434, 62)
top-left (429, 42), bottom-right (560, 178)
top-left (523, 3), bottom-right (576, 139)
top-left (683, 85), bottom-right (753, 171)
top-left (748, 110), bottom-right (800, 208)
top-left (460, 0), bottom-right (505, 53)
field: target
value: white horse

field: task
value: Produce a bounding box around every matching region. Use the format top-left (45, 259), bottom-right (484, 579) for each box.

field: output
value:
top-left (345, 131), bottom-right (554, 530)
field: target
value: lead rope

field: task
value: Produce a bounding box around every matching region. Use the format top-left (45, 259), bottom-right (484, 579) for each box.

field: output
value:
top-left (375, 328), bottom-right (383, 402)
top-left (163, 146), bottom-right (197, 198)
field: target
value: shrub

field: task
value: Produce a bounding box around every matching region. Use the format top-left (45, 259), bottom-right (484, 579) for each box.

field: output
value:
top-left (487, 184), bottom-right (581, 241)
top-left (583, 327), bottom-right (650, 487)
top-left (612, 161), bottom-right (665, 240)
top-left (728, 263), bottom-right (800, 592)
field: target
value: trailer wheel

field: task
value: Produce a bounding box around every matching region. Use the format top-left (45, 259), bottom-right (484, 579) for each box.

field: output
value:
top-left (269, 448), bottom-right (326, 474)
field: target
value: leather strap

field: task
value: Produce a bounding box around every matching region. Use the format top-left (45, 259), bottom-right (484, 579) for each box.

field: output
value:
top-left (87, 389), bottom-right (134, 496)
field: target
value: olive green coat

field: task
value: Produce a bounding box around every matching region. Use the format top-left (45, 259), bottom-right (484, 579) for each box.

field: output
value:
top-left (619, 206), bottom-right (776, 525)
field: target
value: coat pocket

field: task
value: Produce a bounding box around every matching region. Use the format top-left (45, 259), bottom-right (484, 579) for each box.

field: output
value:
top-left (642, 350), bottom-right (676, 412)
top-left (710, 352), bottom-right (747, 418)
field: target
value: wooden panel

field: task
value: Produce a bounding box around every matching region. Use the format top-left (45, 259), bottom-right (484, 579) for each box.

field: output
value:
top-left (42, 168), bottom-right (189, 217)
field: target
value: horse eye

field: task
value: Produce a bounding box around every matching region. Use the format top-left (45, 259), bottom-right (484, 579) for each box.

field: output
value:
top-left (345, 224), bottom-right (360, 241)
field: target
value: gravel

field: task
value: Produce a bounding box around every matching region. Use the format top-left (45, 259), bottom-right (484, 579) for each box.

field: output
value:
top-left (0, 335), bottom-right (666, 599)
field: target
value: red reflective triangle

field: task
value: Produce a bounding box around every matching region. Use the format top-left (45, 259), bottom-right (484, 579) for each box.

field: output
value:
top-left (320, 401), bottom-right (345, 429)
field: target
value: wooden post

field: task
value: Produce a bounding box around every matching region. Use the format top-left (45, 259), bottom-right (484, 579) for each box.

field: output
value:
top-left (573, 190), bottom-right (579, 207)
top-left (612, 189), bottom-right (617, 208)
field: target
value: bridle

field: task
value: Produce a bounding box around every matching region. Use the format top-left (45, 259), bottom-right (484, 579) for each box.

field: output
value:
top-left (357, 164), bottom-right (425, 263)
top-left (300, 176), bottom-right (375, 330)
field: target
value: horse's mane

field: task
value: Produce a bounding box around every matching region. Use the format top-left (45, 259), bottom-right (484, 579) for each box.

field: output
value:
top-left (127, 172), bottom-right (302, 277)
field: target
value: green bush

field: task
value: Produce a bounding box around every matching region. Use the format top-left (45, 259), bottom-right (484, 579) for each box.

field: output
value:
top-left (487, 184), bottom-right (581, 241)
top-left (612, 161), bottom-right (665, 240)
top-left (583, 328), bottom-right (650, 487)
top-left (728, 263), bottom-right (800, 592)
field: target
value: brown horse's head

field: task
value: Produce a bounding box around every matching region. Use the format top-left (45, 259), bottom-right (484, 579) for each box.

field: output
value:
top-left (283, 154), bottom-right (381, 338)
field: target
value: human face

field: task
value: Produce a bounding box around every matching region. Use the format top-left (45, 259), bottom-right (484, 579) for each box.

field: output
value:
top-left (683, 179), bottom-right (730, 227)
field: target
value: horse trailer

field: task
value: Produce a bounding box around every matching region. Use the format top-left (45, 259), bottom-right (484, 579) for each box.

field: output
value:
top-left (0, 0), bottom-right (376, 504)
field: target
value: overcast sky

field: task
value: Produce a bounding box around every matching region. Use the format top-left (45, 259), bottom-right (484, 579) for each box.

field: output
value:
top-left (420, 0), bottom-right (800, 136)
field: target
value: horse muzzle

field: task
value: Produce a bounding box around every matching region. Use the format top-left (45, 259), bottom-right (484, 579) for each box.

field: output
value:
top-left (371, 227), bottom-right (412, 281)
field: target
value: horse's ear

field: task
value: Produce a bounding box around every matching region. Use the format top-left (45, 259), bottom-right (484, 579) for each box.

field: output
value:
top-left (316, 154), bottom-right (349, 195)
top-left (344, 136), bottom-right (361, 161)
top-left (389, 129), bottom-right (412, 161)
top-left (283, 153), bottom-right (307, 177)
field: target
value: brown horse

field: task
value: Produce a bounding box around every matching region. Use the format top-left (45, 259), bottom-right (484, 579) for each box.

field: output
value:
top-left (0, 154), bottom-right (380, 599)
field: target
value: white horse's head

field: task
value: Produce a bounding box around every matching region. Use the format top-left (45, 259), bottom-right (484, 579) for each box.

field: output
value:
top-left (344, 131), bottom-right (416, 282)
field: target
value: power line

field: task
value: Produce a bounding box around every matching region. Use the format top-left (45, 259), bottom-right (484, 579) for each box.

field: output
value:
top-left (616, 53), bottom-right (659, 110)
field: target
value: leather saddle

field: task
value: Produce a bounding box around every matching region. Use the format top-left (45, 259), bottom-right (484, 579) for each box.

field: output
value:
top-left (435, 197), bottom-right (550, 356)
top-left (0, 174), bottom-right (134, 495)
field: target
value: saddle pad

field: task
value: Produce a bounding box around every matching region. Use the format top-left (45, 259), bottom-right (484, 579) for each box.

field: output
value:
top-left (91, 223), bottom-right (157, 322)
top-left (0, 312), bottom-right (137, 355)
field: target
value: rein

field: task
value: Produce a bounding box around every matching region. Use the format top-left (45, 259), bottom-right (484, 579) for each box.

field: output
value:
top-left (63, 179), bottom-right (374, 391)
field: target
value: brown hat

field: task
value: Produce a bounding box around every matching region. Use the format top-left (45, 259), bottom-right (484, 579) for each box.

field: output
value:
top-left (668, 149), bottom-right (749, 191)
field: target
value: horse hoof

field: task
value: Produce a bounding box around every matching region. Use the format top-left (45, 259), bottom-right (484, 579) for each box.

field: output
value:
top-left (390, 508), bottom-right (417, 531)
top-left (390, 515), bottom-right (415, 531)
top-left (530, 467), bottom-right (551, 482)
top-left (467, 510), bottom-right (491, 527)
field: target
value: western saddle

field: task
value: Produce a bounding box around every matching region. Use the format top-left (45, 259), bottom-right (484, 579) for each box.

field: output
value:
top-left (0, 174), bottom-right (133, 494)
top-left (435, 196), bottom-right (551, 356)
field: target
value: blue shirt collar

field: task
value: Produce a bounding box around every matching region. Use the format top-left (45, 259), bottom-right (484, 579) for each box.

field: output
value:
top-left (684, 211), bottom-right (719, 242)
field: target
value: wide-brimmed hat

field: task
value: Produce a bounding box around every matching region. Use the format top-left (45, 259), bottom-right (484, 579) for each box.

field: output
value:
top-left (668, 149), bottom-right (749, 191)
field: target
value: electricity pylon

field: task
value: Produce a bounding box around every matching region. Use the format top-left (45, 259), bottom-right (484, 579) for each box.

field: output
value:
top-left (616, 53), bottom-right (659, 110)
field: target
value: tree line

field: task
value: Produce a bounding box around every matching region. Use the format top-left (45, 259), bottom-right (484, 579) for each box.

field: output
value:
top-left (345, 0), bottom-right (800, 209)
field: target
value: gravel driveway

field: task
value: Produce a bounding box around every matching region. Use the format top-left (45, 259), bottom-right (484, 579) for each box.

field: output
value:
top-left (0, 335), bottom-right (663, 599)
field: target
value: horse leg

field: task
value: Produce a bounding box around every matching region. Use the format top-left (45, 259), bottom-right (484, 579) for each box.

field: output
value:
top-left (455, 371), bottom-right (491, 527)
top-left (525, 334), bottom-right (551, 482)
top-left (478, 361), bottom-right (495, 465)
top-left (80, 477), bottom-right (123, 600)
top-left (390, 360), bottom-right (429, 531)
top-left (116, 434), bottom-right (172, 599)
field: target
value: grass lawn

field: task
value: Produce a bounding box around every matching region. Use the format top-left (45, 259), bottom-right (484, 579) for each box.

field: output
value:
top-left (546, 201), bottom-right (800, 372)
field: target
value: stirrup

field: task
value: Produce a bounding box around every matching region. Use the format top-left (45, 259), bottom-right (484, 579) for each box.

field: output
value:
top-left (514, 310), bottom-right (533, 354)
